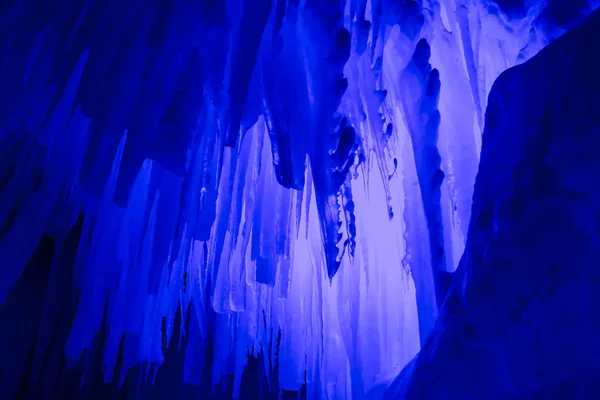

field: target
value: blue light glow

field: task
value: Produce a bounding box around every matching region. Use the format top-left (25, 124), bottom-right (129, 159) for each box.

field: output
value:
top-left (0, 0), bottom-right (598, 398)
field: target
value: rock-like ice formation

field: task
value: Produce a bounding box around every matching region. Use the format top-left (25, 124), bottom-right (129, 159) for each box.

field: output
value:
top-left (384, 7), bottom-right (600, 399)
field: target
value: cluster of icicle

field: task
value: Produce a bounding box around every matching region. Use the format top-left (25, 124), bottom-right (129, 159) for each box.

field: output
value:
top-left (0, 0), bottom-right (553, 398)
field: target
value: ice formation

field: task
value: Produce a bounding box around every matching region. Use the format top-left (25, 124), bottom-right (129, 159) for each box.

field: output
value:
top-left (384, 8), bottom-right (600, 398)
top-left (0, 0), bottom-right (595, 398)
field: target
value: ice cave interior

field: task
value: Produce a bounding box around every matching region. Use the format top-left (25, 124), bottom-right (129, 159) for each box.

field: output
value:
top-left (1, 0), bottom-right (600, 398)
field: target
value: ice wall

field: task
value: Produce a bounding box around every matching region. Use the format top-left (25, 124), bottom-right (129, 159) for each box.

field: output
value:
top-left (0, 0), bottom-right (593, 398)
top-left (384, 7), bottom-right (600, 399)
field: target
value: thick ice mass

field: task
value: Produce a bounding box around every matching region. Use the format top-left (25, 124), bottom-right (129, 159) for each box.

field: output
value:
top-left (384, 8), bottom-right (600, 398)
top-left (0, 0), bottom-right (596, 398)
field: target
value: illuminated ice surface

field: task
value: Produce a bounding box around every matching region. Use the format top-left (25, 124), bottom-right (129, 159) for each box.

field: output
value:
top-left (0, 0), bottom-right (596, 399)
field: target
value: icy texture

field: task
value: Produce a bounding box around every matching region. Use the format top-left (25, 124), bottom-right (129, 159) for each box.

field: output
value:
top-left (384, 7), bottom-right (600, 399)
top-left (0, 0), bottom-right (594, 399)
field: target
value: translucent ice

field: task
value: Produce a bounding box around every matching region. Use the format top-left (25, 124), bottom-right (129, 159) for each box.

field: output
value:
top-left (0, 0), bottom-right (594, 399)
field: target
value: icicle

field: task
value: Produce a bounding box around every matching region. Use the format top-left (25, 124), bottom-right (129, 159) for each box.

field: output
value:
top-left (398, 38), bottom-right (450, 307)
top-left (0, 1), bottom-right (583, 398)
top-left (0, 50), bottom-right (90, 307)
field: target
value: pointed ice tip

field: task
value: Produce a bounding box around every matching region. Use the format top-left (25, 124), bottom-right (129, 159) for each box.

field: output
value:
top-left (327, 257), bottom-right (342, 282)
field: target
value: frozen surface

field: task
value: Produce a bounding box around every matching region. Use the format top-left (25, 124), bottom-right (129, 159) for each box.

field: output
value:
top-left (0, 0), bottom-right (596, 398)
top-left (384, 7), bottom-right (600, 399)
